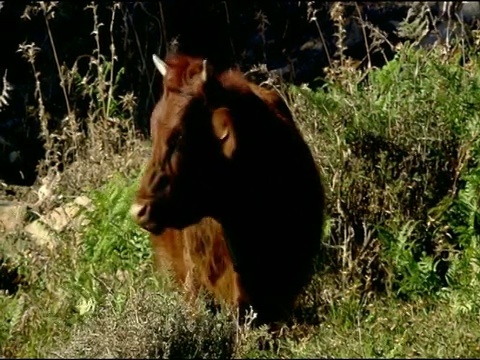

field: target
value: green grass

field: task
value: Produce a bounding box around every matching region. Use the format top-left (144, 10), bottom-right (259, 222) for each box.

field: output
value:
top-left (250, 298), bottom-right (480, 358)
top-left (2, 42), bottom-right (480, 358)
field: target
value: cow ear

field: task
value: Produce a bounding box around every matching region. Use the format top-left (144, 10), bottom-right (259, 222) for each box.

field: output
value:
top-left (201, 59), bottom-right (214, 82)
top-left (152, 54), bottom-right (167, 77)
top-left (212, 107), bottom-right (236, 158)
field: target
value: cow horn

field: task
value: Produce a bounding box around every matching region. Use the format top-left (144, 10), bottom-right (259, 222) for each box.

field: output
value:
top-left (152, 54), bottom-right (167, 77)
top-left (201, 59), bottom-right (209, 82)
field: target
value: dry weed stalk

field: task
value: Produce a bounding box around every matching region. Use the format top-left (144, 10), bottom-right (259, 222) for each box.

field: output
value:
top-left (307, 1), bottom-right (332, 68)
top-left (397, 2), bottom-right (431, 46)
top-left (320, 2), bottom-right (362, 93)
top-left (255, 10), bottom-right (270, 63)
top-left (330, 2), bottom-right (348, 63)
top-left (16, 1), bottom-right (139, 209)
top-left (0, 70), bottom-right (12, 111)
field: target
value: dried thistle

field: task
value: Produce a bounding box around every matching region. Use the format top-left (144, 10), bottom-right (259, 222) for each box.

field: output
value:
top-left (0, 70), bottom-right (13, 112)
top-left (330, 2), bottom-right (347, 60)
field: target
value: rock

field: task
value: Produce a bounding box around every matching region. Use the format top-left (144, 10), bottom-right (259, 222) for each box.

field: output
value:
top-left (73, 195), bottom-right (93, 209)
top-left (43, 204), bottom-right (79, 232)
top-left (23, 196), bottom-right (93, 249)
top-left (0, 200), bottom-right (27, 233)
top-left (24, 220), bottom-right (54, 249)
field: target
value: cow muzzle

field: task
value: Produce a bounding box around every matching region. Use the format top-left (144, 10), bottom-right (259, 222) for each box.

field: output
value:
top-left (130, 201), bottom-right (164, 235)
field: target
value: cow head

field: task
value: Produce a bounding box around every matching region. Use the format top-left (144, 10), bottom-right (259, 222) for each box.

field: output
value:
top-left (130, 54), bottom-right (237, 234)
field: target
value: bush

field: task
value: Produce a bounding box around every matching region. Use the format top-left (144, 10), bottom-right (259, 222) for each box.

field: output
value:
top-left (292, 42), bottom-right (480, 301)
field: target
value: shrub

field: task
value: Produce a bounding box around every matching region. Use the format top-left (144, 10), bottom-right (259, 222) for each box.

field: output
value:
top-left (291, 42), bottom-right (480, 300)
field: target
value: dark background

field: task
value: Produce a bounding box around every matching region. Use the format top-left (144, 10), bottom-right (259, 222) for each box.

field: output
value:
top-left (0, 1), bottom-right (474, 186)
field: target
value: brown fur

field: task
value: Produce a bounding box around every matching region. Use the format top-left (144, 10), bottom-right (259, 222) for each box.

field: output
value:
top-left (132, 53), bottom-right (325, 325)
top-left (149, 217), bottom-right (248, 309)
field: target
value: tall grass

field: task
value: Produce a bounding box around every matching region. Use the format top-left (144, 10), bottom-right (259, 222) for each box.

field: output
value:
top-left (15, 1), bottom-right (143, 211)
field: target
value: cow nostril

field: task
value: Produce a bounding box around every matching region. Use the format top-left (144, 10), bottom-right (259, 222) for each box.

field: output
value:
top-left (139, 204), bottom-right (148, 218)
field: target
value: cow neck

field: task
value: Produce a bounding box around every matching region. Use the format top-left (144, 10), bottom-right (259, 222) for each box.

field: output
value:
top-left (213, 91), bottom-right (313, 269)
top-left (214, 142), bottom-right (291, 273)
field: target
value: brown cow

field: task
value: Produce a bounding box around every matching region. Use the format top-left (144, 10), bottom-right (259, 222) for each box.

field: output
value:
top-left (130, 53), bottom-right (325, 325)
